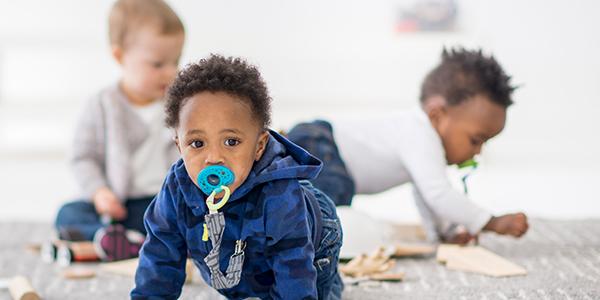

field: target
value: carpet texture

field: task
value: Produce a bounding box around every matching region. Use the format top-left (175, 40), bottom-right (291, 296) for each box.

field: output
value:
top-left (1, 219), bottom-right (599, 299)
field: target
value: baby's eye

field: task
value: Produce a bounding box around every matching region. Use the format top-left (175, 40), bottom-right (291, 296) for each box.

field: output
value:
top-left (152, 61), bottom-right (164, 68)
top-left (224, 138), bottom-right (240, 147)
top-left (190, 140), bottom-right (204, 149)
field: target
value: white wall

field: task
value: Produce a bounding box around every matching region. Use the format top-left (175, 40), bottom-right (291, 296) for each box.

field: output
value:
top-left (1, 0), bottom-right (599, 221)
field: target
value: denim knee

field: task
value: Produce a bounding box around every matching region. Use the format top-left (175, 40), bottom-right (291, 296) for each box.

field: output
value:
top-left (55, 200), bottom-right (97, 227)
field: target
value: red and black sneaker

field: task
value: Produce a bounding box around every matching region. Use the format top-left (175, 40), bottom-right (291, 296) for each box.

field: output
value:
top-left (93, 224), bottom-right (145, 261)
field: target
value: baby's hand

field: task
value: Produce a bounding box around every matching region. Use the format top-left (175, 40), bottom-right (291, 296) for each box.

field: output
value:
top-left (441, 230), bottom-right (477, 245)
top-left (93, 187), bottom-right (127, 221)
top-left (484, 213), bottom-right (528, 237)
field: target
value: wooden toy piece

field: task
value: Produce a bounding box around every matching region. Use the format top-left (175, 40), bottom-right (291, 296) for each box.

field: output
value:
top-left (436, 244), bottom-right (461, 263)
top-left (62, 267), bottom-right (97, 279)
top-left (41, 240), bottom-right (100, 265)
top-left (393, 243), bottom-right (435, 257)
top-left (184, 259), bottom-right (196, 283)
top-left (368, 272), bottom-right (405, 282)
top-left (25, 243), bottom-right (42, 254)
top-left (8, 276), bottom-right (40, 300)
top-left (340, 246), bottom-right (397, 278)
top-left (41, 240), bottom-right (66, 263)
top-left (101, 258), bottom-right (196, 284)
top-left (437, 244), bottom-right (527, 277)
top-left (56, 241), bottom-right (100, 266)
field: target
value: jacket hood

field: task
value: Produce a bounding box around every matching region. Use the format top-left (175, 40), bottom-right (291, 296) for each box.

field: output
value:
top-left (173, 130), bottom-right (322, 211)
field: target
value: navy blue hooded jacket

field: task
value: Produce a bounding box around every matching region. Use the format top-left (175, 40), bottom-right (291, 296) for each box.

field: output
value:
top-left (132, 130), bottom-right (326, 299)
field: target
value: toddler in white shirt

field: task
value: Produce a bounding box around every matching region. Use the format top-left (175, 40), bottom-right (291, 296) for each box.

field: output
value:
top-left (288, 47), bottom-right (529, 243)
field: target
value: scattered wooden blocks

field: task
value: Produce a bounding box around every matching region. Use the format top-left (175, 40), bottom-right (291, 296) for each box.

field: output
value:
top-left (1, 276), bottom-right (41, 300)
top-left (340, 246), bottom-right (404, 282)
top-left (436, 244), bottom-right (527, 277)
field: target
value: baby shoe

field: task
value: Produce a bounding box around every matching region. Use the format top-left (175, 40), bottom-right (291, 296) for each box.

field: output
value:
top-left (93, 224), bottom-right (145, 261)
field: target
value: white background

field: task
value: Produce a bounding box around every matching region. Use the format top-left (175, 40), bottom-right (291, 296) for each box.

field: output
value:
top-left (0, 0), bottom-right (599, 223)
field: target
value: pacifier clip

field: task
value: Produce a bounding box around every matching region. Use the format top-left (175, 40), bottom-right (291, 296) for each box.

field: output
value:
top-left (197, 165), bottom-right (246, 290)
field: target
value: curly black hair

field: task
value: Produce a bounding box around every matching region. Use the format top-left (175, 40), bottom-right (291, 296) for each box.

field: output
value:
top-left (420, 47), bottom-right (516, 107)
top-left (165, 54), bottom-right (271, 129)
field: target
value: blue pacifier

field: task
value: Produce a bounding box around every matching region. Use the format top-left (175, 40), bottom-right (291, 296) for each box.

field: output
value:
top-left (197, 165), bottom-right (235, 196)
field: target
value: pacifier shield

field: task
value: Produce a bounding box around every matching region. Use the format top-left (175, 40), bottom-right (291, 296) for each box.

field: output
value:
top-left (197, 165), bottom-right (235, 195)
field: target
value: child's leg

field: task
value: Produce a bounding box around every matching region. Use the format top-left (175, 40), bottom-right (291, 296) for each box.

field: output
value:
top-left (55, 201), bottom-right (103, 241)
top-left (287, 120), bottom-right (355, 206)
top-left (310, 185), bottom-right (343, 300)
top-left (121, 195), bottom-right (155, 235)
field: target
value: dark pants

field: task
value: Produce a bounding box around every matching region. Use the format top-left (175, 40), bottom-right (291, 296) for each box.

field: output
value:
top-left (288, 120), bottom-right (356, 206)
top-left (54, 196), bottom-right (154, 241)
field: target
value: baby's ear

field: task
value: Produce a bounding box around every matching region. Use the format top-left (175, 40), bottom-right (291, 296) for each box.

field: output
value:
top-left (424, 95), bottom-right (448, 125)
top-left (255, 131), bottom-right (269, 161)
top-left (111, 45), bottom-right (124, 65)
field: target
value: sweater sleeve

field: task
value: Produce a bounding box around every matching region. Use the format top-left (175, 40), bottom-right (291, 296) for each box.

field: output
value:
top-left (131, 180), bottom-right (187, 299)
top-left (70, 95), bottom-right (108, 200)
top-left (264, 181), bottom-right (317, 300)
top-left (400, 119), bottom-right (492, 235)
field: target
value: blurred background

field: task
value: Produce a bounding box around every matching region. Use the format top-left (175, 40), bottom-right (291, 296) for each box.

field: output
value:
top-left (0, 0), bottom-right (599, 224)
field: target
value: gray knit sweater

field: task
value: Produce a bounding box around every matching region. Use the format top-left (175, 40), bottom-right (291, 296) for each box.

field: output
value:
top-left (70, 83), bottom-right (179, 201)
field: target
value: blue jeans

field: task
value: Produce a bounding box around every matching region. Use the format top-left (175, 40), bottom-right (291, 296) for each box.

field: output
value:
top-left (54, 196), bottom-right (154, 241)
top-left (288, 120), bottom-right (356, 206)
top-left (312, 183), bottom-right (344, 300)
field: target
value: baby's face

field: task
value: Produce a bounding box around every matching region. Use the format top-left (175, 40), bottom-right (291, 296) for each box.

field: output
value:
top-left (118, 28), bottom-right (184, 103)
top-left (436, 94), bottom-right (506, 165)
top-left (175, 91), bottom-right (269, 196)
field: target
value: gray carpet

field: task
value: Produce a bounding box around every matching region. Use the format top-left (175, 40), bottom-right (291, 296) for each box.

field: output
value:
top-left (1, 219), bottom-right (599, 299)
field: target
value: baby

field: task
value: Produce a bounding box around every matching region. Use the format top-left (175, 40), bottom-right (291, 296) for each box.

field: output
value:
top-left (288, 48), bottom-right (529, 244)
top-left (132, 55), bottom-right (343, 299)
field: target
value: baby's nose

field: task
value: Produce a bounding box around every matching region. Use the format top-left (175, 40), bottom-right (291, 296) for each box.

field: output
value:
top-left (204, 150), bottom-right (224, 165)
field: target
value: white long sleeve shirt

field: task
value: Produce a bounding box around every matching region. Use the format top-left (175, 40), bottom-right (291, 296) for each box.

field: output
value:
top-left (331, 107), bottom-right (491, 236)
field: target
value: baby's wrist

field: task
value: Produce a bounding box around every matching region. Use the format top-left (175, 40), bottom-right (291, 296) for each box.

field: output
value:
top-left (483, 216), bottom-right (499, 232)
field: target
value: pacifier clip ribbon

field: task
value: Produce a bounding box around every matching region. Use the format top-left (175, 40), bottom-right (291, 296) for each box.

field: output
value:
top-left (197, 166), bottom-right (245, 290)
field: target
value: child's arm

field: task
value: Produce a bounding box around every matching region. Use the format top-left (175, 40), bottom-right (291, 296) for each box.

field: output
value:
top-left (71, 97), bottom-right (127, 219)
top-left (264, 181), bottom-right (318, 300)
top-left (71, 96), bottom-right (110, 200)
top-left (131, 183), bottom-right (187, 299)
top-left (401, 132), bottom-right (492, 236)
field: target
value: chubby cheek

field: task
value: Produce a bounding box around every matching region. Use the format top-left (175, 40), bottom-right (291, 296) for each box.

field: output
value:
top-left (441, 131), bottom-right (467, 164)
top-left (142, 72), bottom-right (163, 94)
top-left (228, 158), bottom-right (255, 192)
top-left (229, 170), bottom-right (248, 192)
top-left (181, 152), bottom-right (204, 187)
top-left (449, 139), bottom-right (473, 164)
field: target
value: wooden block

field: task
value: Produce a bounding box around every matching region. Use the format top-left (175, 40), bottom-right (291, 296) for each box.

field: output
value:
top-left (9, 276), bottom-right (40, 300)
top-left (437, 244), bottom-right (527, 277)
top-left (101, 258), bottom-right (196, 283)
top-left (62, 267), bottom-right (96, 279)
top-left (184, 259), bottom-right (196, 283)
top-left (393, 243), bottom-right (435, 257)
top-left (25, 243), bottom-right (42, 254)
top-left (369, 272), bottom-right (405, 281)
top-left (436, 244), bottom-right (461, 263)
